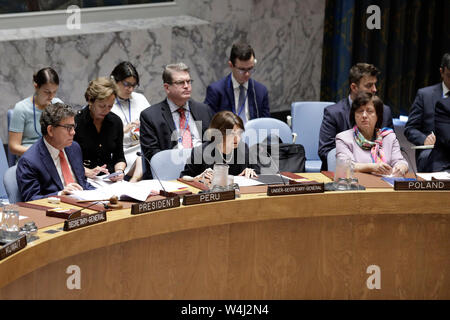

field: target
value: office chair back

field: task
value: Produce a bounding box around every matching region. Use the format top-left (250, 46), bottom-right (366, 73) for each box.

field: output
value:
top-left (0, 137), bottom-right (10, 200)
top-left (327, 148), bottom-right (337, 172)
top-left (243, 118), bottom-right (293, 147)
top-left (7, 109), bottom-right (17, 167)
top-left (3, 165), bottom-right (22, 203)
top-left (291, 101), bottom-right (334, 172)
top-left (150, 148), bottom-right (193, 180)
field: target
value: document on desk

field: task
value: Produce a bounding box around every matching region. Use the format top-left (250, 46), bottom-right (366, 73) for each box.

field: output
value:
top-left (71, 180), bottom-right (189, 202)
top-left (417, 172), bottom-right (450, 181)
top-left (233, 176), bottom-right (264, 187)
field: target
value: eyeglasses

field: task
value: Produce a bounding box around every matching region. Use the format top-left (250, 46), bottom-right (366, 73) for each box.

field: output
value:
top-left (170, 79), bottom-right (194, 86)
top-left (233, 66), bottom-right (256, 75)
top-left (54, 123), bottom-right (77, 132)
top-left (121, 80), bottom-right (138, 89)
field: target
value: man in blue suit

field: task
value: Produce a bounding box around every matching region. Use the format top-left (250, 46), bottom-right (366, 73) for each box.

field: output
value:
top-left (17, 103), bottom-right (94, 201)
top-left (318, 63), bottom-right (394, 170)
top-left (426, 96), bottom-right (450, 172)
top-left (405, 53), bottom-right (450, 172)
top-left (204, 42), bottom-right (270, 123)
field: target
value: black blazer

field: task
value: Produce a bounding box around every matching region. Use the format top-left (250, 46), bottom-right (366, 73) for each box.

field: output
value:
top-left (140, 99), bottom-right (214, 179)
top-left (318, 97), bottom-right (394, 170)
top-left (180, 141), bottom-right (260, 178)
top-left (427, 97), bottom-right (450, 172)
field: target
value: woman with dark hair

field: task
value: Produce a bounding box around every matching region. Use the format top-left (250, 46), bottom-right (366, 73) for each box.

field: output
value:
top-left (110, 61), bottom-right (150, 182)
top-left (74, 77), bottom-right (126, 182)
top-left (336, 92), bottom-right (408, 176)
top-left (180, 111), bottom-right (259, 180)
top-left (9, 67), bottom-right (63, 156)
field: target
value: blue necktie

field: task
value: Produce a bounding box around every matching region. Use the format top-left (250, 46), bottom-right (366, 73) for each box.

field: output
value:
top-left (238, 85), bottom-right (247, 124)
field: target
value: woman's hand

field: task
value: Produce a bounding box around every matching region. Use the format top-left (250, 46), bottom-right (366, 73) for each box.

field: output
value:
top-left (372, 162), bottom-right (393, 176)
top-left (124, 120), bottom-right (140, 134)
top-left (238, 168), bottom-right (258, 179)
top-left (391, 163), bottom-right (408, 177)
top-left (85, 165), bottom-right (109, 179)
top-left (109, 171), bottom-right (124, 182)
top-left (196, 168), bottom-right (214, 182)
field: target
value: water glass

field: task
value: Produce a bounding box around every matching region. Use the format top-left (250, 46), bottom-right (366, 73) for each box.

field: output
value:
top-left (334, 157), bottom-right (351, 190)
top-left (1, 205), bottom-right (20, 241)
top-left (211, 164), bottom-right (229, 188)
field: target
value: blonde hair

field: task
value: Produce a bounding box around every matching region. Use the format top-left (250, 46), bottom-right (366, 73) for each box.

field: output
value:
top-left (84, 77), bottom-right (118, 103)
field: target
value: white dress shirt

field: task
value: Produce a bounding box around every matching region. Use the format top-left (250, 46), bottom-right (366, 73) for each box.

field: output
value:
top-left (43, 137), bottom-right (77, 187)
top-left (167, 98), bottom-right (202, 149)
top-left (231, 74), bottom-right (249, 122)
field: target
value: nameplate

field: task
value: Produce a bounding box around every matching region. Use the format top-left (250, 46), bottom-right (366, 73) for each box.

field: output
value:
top-left (394, 180), bottom-right (450, 191)
top-left (130, 196), bottom-right (181, 215)
top-left (46, 208), bottom-right (85, 219)
top-left (63, 211), bottom-right (107, 231)
top-left (267, 182), bottom-right (325, 196)
top-left (0, 236), bottom-right (27, 261)
top-left (183, 190), bottom-right (236, 206)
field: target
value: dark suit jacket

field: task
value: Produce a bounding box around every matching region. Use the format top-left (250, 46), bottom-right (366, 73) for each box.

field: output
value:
top-left (404, 83), bottom-right (443, 171)
top-left (139, 99), bottom-right (214, 179)
top-left (427, 97), bottom-right (450, 172)
top-left (204, 73), bottom-right (270, 119)
top-left (318, 97), bottom-right (394, 170)
top-left (17, 139), bottom-right (94, 201)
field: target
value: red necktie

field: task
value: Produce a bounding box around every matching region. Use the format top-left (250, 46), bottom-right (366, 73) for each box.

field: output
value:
top-left (177, 107), bottom-right (193, 148)
top-left (59, 150), bottom-right (75, 185)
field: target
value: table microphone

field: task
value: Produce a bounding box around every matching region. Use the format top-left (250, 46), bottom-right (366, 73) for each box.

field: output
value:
top-left (67, 200), bottom-right (102, 219)
top-left (258, 142), bottom-right (288, 185)
top-left (400, 147), bottom-right (418, 180)
top-left (136, 151), bottom-right (168, 194)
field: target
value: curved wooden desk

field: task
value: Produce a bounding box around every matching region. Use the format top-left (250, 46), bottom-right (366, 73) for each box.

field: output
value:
top-left (0, 187), bottom-right (449, 299)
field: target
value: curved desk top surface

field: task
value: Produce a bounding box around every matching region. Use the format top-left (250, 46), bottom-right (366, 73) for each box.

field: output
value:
top-left (1, 173), bottom-right (449, 290)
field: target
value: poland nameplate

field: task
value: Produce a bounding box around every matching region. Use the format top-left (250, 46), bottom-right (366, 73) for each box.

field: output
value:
top-left (394, 180), bottom-right (450, 191)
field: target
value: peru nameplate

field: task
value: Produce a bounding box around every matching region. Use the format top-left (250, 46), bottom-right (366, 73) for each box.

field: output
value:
top-left (394, 180), bottom-right (450, 191)
top-left (267, 182), bottom-right (324, 196)
top-left (0, 236), bottom-right (27, 261)
top-left (130, 196), bottom-right (180, 215)
top-left (63, 211), bottom-right (107, 231)
top-left (183, 190), bottom-right (236, 206)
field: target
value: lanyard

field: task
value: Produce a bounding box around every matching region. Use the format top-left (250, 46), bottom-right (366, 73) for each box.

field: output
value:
top-left (116, 98), bottom-right (131, 124)
top-left (32, 95), bottom-right (42, 137)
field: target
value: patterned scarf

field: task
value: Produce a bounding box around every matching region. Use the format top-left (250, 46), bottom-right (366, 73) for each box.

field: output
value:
top-left (353, 126), bottom-right (393, 163)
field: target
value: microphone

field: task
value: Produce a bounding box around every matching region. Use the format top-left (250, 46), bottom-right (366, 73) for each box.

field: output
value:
top-left (136, 151), bottom-right (169, 195)
top-left (257, 137), bottom-right (288, 185)
top-left (68, 200), bottom-right (103, 219)
top-left (400, 147), bottom-right (418, 180)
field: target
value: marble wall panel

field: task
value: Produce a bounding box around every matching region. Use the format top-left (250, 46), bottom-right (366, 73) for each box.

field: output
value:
top-left (0, 0), bottom-right (325, 143)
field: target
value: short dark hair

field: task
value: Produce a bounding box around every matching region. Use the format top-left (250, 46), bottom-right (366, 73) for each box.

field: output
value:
top-left (229, 42), bottom-right (255, 66)
top-left (40, 103), bottom-right (75, 136)
top-left (33, 67), bottom-right (59, 87)
top-left (110, 61), bottom-right (140, 86)
top-left (348, 63), bottom-right (380, 86)
top-left (206, 111), bottom-right (244, 140)
top-left (440, 53), bottom-right (450, 70)
top-left (162, 62), bottom-right (190, 84)
top-left (350, 92), bottom-right (384, 129)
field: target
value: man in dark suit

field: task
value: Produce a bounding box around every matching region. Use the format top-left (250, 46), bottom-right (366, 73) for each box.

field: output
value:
top-left (204, 42), bottom-right (270, 123)
top-left (140, 62), bottom-right (214, 179)
top-left (405, 53), bottom-right (450, 172)
top-left (318, 63), bottom-right (394, 170)
top-left (17, 103), bottom-right (94, 201)
top-left (426, 97), bottom-right (450, 172)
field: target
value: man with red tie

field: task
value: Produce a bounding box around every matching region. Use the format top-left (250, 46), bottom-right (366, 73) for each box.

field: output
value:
top-left (139, 62), bottom-right (213, 179)
top-left (17, 103), bottom-right (94, 201)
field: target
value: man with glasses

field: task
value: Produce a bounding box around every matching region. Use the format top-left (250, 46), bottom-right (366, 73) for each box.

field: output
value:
top-left (17, 103), bottom-right (94, 201)
top-left (139, 62), bottom-right (214, 179)
top-left (204, 42), bottom-right (270, 123)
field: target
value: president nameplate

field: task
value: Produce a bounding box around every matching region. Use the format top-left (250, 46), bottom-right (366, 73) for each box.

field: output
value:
top-left (0, 236), bottom-right (27, 261)
top-left (183, 190), bottom-right (235, 206)
top-left (63, 211), bottom-right (107, 231)
top-left (394, 180), bottom-right (450, 191)
top-left (267, 182), bottom-right (324, 196)
top-left (130, 196), bottom-right (180, 215)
